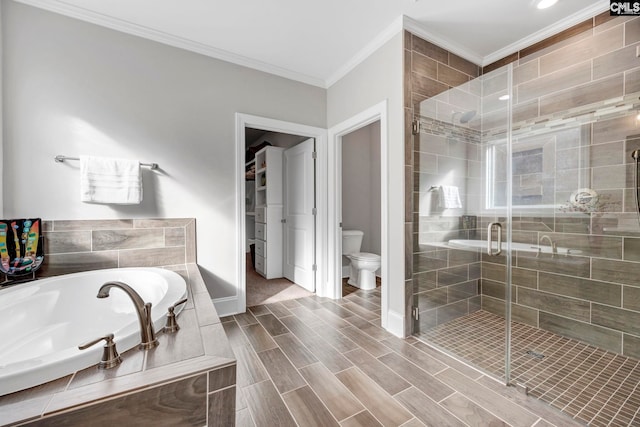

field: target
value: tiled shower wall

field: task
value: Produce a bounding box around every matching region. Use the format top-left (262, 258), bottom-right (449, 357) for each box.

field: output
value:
top-left (480, 15), bottom-right (640, 358)
top-left (37, 218), bottom-right (196, 277)
top-left (404, 30), bottom-right (482, 335)
top-left (407, 13), bottom-right (640, 358)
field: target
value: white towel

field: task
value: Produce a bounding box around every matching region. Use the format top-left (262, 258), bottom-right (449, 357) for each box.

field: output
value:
top-left (438, 185), bottom-right (462, 209)
top-left (80, 156), bottom-right (142, 204)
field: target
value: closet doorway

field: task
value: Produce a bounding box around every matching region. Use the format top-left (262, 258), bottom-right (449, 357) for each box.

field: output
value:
top-left (243, 127), bottom-right (316, 308)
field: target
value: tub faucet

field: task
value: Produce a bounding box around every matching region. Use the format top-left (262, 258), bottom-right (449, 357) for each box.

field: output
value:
top-left (539, 235), bottom-right (558, 257)
top-left (97, 281), bottom-right (159, 350)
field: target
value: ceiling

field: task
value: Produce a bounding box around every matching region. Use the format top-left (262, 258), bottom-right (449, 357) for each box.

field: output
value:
top-left (16, 0), bottom-right (608, 88)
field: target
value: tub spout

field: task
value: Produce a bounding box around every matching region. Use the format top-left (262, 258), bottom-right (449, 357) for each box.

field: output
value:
top-left (538, 235), bottom-right (558, 258)
top-left (97, 281), bottom-right (159, 350)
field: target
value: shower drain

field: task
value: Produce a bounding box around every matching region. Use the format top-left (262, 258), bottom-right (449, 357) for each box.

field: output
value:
top-left (526, 350), bottom-right (545, 360)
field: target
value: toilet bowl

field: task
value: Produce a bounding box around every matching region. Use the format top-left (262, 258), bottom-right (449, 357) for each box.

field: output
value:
top-left (347, 252), bottom-right (381, 290)
top-left (342, 230), bottom-right (381, 290)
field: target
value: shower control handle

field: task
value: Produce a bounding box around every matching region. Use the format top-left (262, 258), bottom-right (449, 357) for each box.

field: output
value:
top-left (487, 222), bottom-right (503, 256)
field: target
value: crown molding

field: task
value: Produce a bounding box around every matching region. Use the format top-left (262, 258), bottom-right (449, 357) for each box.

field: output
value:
top-left (13, 0), bottom-right (327, 88)
top-left (402, 16), bottom-right (484, 66)
top-left (482, 0), bottom-right (610, 66)
top-left (11, 0), bottom-right (613, 89)
top-left (325, 15), bottom-right (404, 88)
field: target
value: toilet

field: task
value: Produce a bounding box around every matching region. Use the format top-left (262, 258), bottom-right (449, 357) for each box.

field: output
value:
top-left (342, 230), bottom-right (381, 290)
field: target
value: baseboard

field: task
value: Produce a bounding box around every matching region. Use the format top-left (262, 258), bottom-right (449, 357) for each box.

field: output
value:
top-left (212, 296), bottom-right (238, 317)
top-left (386, 309), bottom-right (405, 338)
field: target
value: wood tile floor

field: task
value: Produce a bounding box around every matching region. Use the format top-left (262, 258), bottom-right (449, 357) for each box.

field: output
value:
top-left (418, 310), bottom-right (640, 427)
top-left (222, 287), bottom-right (582, 426)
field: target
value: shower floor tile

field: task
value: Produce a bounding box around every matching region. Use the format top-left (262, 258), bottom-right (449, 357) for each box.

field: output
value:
top-left (416, 310), bottom-right (640, 426)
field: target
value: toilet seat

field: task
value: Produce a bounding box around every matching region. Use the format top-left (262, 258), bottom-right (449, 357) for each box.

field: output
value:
top-left (349, 252), bottom-right (380, 261)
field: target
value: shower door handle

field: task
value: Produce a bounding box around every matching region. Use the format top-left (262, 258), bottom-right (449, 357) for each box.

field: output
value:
top-left (487, 222), bottom-right (502, 256)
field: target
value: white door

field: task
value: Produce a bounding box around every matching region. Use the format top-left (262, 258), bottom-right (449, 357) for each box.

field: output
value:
top-left (283, 138), bottom-right (315, 292)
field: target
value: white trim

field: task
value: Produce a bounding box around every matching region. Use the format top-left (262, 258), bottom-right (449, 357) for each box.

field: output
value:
top-left (327, 101), bottom-right (390, 331)
top-left (326, 16), bottom-right (404, 88)
top-left (386, 309), bottom-right (405, 338)
top-left (482, 1), bottom-right (609, 66)
top-left (402, 16), bottom-right (484, 66)
top-left (14, 0), bottom-right (326, 88)
top-left (212, 296), bottom-right (238, 318)
top-left (17, 0), bottom-right (611, 88)
top-left (235, 113), bottom-right (327, 314)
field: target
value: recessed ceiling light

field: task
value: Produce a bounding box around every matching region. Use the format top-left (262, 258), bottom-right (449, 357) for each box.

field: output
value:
top-left (537, 0), bottom-right (558, 9)
top-left (499, 95), bottom-right (510, 101)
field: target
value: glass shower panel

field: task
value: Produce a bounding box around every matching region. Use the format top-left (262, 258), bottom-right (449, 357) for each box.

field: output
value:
top-left (411, 21), bottom-right (640, 422)
top-left (411, 65), bottom-right (512, 382)
top-left (505, 50), bottom-right (640, 418)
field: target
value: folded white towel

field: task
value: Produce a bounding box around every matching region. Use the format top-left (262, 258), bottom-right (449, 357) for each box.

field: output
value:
top-left (80, 156), bottom-right (142, 204)
top-left (438, 185), bottom-right (462, 209)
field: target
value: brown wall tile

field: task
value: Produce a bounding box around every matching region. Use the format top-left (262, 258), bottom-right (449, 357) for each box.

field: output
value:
top-left (592, 303), bottom-right (640, 336)
top-left (93, 228), bottom-right (164, 251)
top-left (165, 227), bottom-right (186, 247)
top-left (539, 25), bottom-right (623, 76)
top-left (539, 312), bottom-right (622, 353)
top-left (28, 374), bottom-right (207, 427)
top-left (539, 271), bottom-right (621, 306)
top-left (592, 258), bottom-right (640, 286)
top-left (44, 231), bottom-right (91, 254)
top-left (623, 333), bottom-right (640, 359)
top-left (437, 63), bottom-right (469, 87)
top-left (412, 51), bottom-right (437, 78)
top-left (41, 251), bottom-right (119, 276)
top-left (119, 246), bottom-right (186, 268)
top-left (134, 218), bottom-right (193, 228)
top-left (449, 53), bottom-right (479, 77)
top-left (626, 17), bottom-right (640, 44)
top-left (520, 19), bottom-right (594, 60)
top-left (518, 62), bottom-right (591, 103)
top-left (539, 74), bottom-right (624, 116)
top-left (411, 36), bottom-right (448, 63)
top-left (52, 219), bottom-right (133, 231)
top-left (593, 43), bottom-right (640, 79)
top-left (208, 386), bottom-right (236, 427)
top-left (518, 288), bottom-right (590, 322)
top-left (412, 72), bottom-right (449, 98)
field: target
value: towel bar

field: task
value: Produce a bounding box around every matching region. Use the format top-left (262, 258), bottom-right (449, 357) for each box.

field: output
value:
top-left (55, 155), bottom-right (158, 170)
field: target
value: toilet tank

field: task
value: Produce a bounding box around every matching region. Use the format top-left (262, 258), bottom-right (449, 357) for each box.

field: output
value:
top-left (342, 230), bottom-right (363, 256)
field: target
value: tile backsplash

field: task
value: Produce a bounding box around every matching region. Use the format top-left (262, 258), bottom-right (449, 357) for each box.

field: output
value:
top-left (38, 218), bottom-right (196, 277)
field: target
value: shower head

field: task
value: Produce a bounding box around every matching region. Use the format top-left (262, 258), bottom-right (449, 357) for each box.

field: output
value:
top-left (632, 150), bottom-right (640, 160)
top-left (452, 110), bottom-right (477, 124)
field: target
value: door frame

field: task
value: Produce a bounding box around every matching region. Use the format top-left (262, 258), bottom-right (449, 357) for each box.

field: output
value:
top-left (327, 101), bottom-right (389, 330)
top-left (235, 113), bottom-right (326, 314)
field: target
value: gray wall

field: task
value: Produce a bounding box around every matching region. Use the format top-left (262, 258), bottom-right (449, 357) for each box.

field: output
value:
top-left (2, 1), bottom-right (326, 299)
top-left (342, 121), bottom-right (381, 255)
top-left (328, 32), bottom-right (404, 332)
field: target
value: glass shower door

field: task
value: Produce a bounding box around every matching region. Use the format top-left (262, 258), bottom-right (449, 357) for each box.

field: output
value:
top-left (411, 65), bottom-right (513, 383)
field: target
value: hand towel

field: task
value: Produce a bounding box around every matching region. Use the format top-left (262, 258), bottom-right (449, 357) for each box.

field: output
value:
top-left (438, 185), bottom-right (462, 209)
top-left (80, 156), bottom-right (142, 204)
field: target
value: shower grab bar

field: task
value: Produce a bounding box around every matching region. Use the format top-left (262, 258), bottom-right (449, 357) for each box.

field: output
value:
top-left (487, 222), bottom-right (502, 256)
top-left (54, 155), bottom-right (159, 170)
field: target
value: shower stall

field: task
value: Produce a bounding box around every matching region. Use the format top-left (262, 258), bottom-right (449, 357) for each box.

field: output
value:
top-left (411, 49), bottom-right (640, 424)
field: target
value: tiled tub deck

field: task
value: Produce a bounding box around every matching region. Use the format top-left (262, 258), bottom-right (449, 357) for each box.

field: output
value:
top-left (0, 219), bottom-right (236, 426)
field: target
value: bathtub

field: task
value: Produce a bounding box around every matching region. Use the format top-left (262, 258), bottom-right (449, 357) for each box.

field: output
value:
top-left (0, 267), bottom-right (187, 396)
top-left (448, 239), bottom-right (581, 255)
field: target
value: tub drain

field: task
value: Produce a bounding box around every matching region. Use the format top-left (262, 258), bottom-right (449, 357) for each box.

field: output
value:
top-left (526, 350), bottom-right (545, 360)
